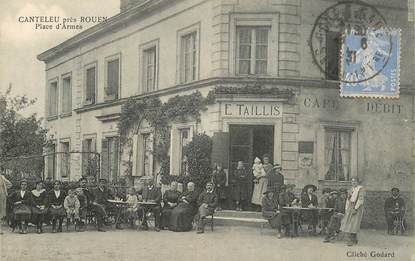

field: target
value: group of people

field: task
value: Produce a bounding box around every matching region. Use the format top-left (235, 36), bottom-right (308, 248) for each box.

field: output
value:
top-left (0, 175), bottom-right (218, 235)
top-left (212, 154), bottom-right (284, 211)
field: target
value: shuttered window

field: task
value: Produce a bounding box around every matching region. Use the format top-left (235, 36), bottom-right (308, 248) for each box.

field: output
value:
top-left (48, 81), bottom-right (58, 117)
top-left (101, 137), bottom-right (119, 182)
top-left (62, 76), bottom-right (72, 114)
top-left (60, 141), bottom-right (70, 178)
top-left (85, 66), bottom-right (96, 104)
top-left (105, 58), bottom-right (120, 100)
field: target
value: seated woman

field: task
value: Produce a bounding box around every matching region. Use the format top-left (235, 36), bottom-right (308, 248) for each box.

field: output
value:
top-left (169, 182), bottom-right (198, 232)
top-left (48, 180), bottom-right (67, 233)
top-left (160, 181), bottom-right (180, 229)
top-left (262, 189), bottom-right (286, 238)
top-left (31, 181), bottom-right (47, 234)
top-left (9, 179), bottom-right (32, 234)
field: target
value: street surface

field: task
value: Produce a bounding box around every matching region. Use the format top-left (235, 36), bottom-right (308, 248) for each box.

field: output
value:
top-left (1, 226), bottom-right (414, 261)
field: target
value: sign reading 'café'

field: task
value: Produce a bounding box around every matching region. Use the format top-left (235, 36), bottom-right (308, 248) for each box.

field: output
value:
top-left (221, 102), bottom-right (282, 118)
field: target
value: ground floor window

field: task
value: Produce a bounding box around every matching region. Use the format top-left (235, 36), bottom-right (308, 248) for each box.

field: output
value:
top-left (324, 129), bottom-right (351, 181)
top-left (101, 136), bottom-right (119, 183)
top-left (60, 141), bottom-right (70, 178)
top-left (179, 128), bottom-right (190, 175)
top-left (46, 143), bottom-right (57, 180)
top-left (142, 133), bottom-right (153, 177)
top-left (82, 137), bottom-right (97, 176)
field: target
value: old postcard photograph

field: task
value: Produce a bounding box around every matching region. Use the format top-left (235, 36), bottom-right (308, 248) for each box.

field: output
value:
top-left (0, 0), bottom-right (414, 260)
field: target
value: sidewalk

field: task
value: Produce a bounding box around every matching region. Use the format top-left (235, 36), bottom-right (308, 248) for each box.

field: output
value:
top-left (1, 226), bottom-right (414, 261)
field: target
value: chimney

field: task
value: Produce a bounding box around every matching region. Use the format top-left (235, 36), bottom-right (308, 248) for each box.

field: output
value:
top-left (120, 0), bottom-right (148, 12)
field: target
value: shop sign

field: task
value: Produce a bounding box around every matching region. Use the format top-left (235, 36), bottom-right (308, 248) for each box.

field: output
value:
top-left (221, 102), bottom-right (281, 118)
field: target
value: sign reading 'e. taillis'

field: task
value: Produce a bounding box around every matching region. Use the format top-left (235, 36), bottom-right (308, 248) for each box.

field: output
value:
top-left (221, 102), bottom-right (282, 118)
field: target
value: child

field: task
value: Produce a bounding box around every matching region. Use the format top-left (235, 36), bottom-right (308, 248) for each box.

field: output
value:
top-left (64, 189), bottom-right (81, 230)
top-left (125, 187), bottom-right (138, 228)
top-left (75, 187), bottom-right (87, 231)
top-left (252, 157), bottom-right (266, 182)
top-left (251, 157), bottom-right (267, 206)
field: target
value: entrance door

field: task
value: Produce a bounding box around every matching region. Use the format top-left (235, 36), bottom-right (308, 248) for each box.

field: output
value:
top-left (229, 125), bottom-right (274, 171)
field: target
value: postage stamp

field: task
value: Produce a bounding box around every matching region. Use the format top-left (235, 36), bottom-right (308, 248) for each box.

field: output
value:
top-left (340, 28), bottom-right (401, 98)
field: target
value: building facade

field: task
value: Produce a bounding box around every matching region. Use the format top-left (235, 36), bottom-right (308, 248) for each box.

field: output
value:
top-left (38, 0), bottom-right (414, 228)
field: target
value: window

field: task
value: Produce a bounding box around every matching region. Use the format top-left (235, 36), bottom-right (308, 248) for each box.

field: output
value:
top-left (82, 137), bottom-right (97, 176)
top-left (142, 133), bottom-right (153, 176)
top-left (142, 47), bottom-right (157, 92)
top-left (105, 57), bottom-right (120, 101)
top-left (47, 143), bottom-right (57, 180)
top-left (85, 64), bottom-right (96, 105)
top-left (179, 128), bottom-right (190, 175)
top-left (61, 75), bottom-right (72, 114)
top-left (324, 130), bottom-right (351, 181)
top-left (326, 31), bottom-right (341, 80)
top-left (60, 141), bottom-right (70, 178)
top-left (236, 27), bottom-right (269, 75)
top-left (101, 137), bottom-right (119, 182)
top-left (48, 81), bottom-right (58, 117)
top-left (179, 31), bottom-right (198, 83)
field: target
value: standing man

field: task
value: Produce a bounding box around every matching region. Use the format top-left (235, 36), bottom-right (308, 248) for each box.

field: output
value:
top-left (140, 179), bottom-right (162, 231)
top-left (267, 164), bottom-right (284, 201)
top-left (384, 187), bottom-right (406, 234)
top-left (196, 182), bottom-right (217, 234)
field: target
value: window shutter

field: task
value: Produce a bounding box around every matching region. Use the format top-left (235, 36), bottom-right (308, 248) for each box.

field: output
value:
top-left (212, 132), bottom-right (230, 169)
top-left (112, 137), bottom-right (120, 181)
top-left (101, 138), bottom-right (109, 180)
top-left (82, 140), bottom-right (87, 176)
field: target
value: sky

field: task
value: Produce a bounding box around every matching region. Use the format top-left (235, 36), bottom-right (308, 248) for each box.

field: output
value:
top-left (0, 0), bottom-right (119, 117)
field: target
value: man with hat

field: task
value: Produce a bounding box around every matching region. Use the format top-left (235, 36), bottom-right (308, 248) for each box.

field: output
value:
top-left (323, 190), bottom-right (346, 242)
top-left (267, 163), bottom-right (284, 201)
top-left (92, 178), bottom-right (114, 231)
top-left (262, 188), bottom-right (286, 238)
top-left (196, 182), bottom-right (217, 234)
top-left (384, 187), bottom-right (406, 234)
top-left (278, 184), bottom-right (298, 236)
top-left (301, 184), bottom-right (318, 235)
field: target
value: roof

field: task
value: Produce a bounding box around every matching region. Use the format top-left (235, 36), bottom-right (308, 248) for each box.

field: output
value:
top-left (37, 0), bottom-right (172, 62)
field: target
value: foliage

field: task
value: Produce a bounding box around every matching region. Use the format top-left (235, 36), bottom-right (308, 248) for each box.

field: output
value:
top-left (0, 87), bottom-right (47, 180)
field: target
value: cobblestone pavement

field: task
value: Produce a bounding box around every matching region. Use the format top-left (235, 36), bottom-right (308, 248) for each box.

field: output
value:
top-left (1, 226), bottom-right (414, 261)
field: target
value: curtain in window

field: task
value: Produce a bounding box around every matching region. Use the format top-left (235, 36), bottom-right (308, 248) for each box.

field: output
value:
top-left (62, 77), bottom-right (71, 113)
top-left (325, 132), bottom-right (336, 180)
top-left (237, 28), bottom-right (251, 75)
top-left (255, 29), bottom-right (268, 74)
top-left (86, 68), bottom-right (96, 102)
top-left (144, 48), bottom-right (155, 92)
top-left (60, 143), bottom-right (70, 178)
top-left (337, 132), bottom-right (350, 181)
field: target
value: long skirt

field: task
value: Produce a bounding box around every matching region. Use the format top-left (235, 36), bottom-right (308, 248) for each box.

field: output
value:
top-left (341, 204), bottom-right (364, 233)
top-left (251, 178), bottom-right (268, 205)
top-left (13, 204), bottom-right (31, 221)
top-left (169, 203), bottom-right (195, 232)
top-left (161, 207), bottom-right (174, 228)
top-left (49, 206), bottom-right (66, 219)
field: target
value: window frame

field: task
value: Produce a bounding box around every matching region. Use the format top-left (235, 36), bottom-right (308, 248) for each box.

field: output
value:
top-left (60, 72), bottom-right (72, 116)
top-left (84, 61), bottom-right (98, 105)
top-left (229, 13), bottom-right (279, 76)
top-left (139, 39), bottom-right (159, 93)
top-left (104, 53), bottom-right (121, 101)
top-left (176, 23), bottom-right (200, 84)
top-left (59, 138), bottom-right (71, 179)
top-left (48, 77), bottom-right (59, 118)
top-left (324, 129), bottom-right (352, 181)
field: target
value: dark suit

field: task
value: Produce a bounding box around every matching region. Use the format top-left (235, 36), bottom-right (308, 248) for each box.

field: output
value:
top-left (196, 190), bottom-right (217, 232)
top-left (81, 187), bottom-right (107, 228)
top-left (267, 171), bottom-right (284, 200)
top-left (140, 186), bottom-right (162, 228)
top-left (301, 193), bottom-right (318, 228)
top-left (384, 196), bottom-right (406, 233)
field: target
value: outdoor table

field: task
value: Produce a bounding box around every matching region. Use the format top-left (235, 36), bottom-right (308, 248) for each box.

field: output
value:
top-left (107, 199), bottom-right (128, 226)
top-left (282, 207), bottom-right (333, 237)
top-left (137, 201), bottom-right (158, 227)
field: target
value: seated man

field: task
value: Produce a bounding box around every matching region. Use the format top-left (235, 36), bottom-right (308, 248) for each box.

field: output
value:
top-left (79, 178), bottom-right (111, 232)
top-left (139, 179), bottom-right (162, 232)
top-left (323, 190), bottom-right (346, 242)
top-left (384, 187), bottom-right (406, 234)
top-left (301, 184), bottom-right (318, 235)
top-left (196, 182), bottom-right (217, 234)
top-left (263, 189), bottom-right (286, 238)
top-left (278, 184), bottom-right (298, 236)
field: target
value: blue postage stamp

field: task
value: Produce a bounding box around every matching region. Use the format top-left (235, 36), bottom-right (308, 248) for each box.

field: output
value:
top-left (340, 28), bottom-right (401, 98)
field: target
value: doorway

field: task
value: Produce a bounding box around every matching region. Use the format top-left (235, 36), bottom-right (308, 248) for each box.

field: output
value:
top-left (229, 125), bottom-right (274, 171)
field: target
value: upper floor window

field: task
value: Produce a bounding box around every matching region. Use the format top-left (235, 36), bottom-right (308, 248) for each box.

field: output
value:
top-left (48, 80), bottom-right (58, 117)
top-left (236, 26), bottom-right (269, 75)
top-left (143, 47), bottom-right (157, 92)
top-left (326, 31), bottom-right (341, 80)
top-left (324, 129), bottom-right (351, 181)
top-left (61, 74), bottom-right (72, 114)
top-left (85, 63), bottom-right (96, 105)
top-left (105, 55), bottom-right (120, 101)
top-left (179, 30), bottom-right (199, 84)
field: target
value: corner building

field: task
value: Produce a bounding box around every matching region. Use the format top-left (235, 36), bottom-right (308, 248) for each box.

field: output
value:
top-left (38, 0), bottom-right (415, 229)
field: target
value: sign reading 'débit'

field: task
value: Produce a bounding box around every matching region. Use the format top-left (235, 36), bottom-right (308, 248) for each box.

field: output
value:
top-left (221, 102), bottom-right (281, 118)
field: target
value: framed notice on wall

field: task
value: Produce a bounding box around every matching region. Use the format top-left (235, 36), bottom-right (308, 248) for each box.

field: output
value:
top-left (299, 141), bottom-right (314, 168)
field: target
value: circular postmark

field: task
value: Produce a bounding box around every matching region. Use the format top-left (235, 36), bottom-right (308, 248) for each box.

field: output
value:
top-left (309, 1), bottom-right (390, 82)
